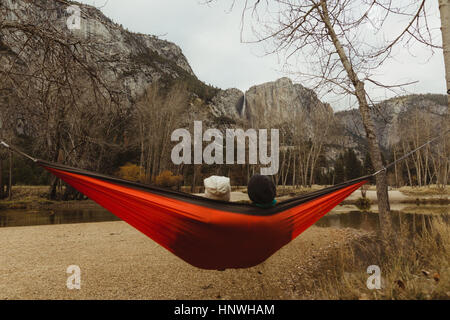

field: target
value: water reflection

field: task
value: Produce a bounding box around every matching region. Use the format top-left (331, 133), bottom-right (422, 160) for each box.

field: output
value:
top-left (317, 211), bottom-right (380, 231)
top-left (317, 209), bottom-right (449, 233)
top-left (0, 208), bottom-right (120, 228)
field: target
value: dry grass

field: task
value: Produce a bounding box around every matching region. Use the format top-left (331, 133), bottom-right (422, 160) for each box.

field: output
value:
top-left (276, 185), bottom-right (326, 197)
top-left (309, 216), bottom-right (450, 299)
top-left (0, 186), bottom-right (51, 206)
top-left (0, 186), bottom-right (53, 209)
top-left (9, 185), bottom-right (49, 199)
top-left (399, 185), bottom-right (450, 197)
top-left (398, 206), bottom-right (449, 215)
top-left (0, 185), bottom-right (99, 210)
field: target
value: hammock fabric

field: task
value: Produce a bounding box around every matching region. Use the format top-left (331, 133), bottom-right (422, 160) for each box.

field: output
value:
top-left (37, 160), bottom-right (368, 270)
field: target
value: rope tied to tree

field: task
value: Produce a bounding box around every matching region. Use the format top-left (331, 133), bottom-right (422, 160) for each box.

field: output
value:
top-left (0, 140), bottom-right (38, 162)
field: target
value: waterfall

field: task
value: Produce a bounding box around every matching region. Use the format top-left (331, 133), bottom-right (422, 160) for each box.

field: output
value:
top-left (241, 92), bottom-right (246, 117)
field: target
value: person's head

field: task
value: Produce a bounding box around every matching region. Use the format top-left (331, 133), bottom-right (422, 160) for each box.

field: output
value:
top-left (203, 175), bottom-right (231, 201)
top-left (247, 174), bottom-right (276, 207)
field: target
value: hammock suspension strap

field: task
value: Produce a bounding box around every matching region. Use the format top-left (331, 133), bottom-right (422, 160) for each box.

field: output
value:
top-left (371, 128), bottom-right (449, 177)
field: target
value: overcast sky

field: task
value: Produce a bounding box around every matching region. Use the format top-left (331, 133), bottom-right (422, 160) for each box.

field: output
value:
top-left (79, 0), bottom-right (446, 111)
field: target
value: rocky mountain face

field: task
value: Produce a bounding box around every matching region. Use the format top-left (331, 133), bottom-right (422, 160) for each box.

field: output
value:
top-left (207, 78), bottom-right (333, 129)
top-left (2, 0), bottom-right (447, 161)
top-left (209, 79), bottom-right (447, 161)
top-left (2, 1), bottom-right (333, 127)
top-left (207, 88), bottom-right (245, 122)
top-left (1, 0), bottom-right (196, 104)
top-left (335, 94), bottom-right (448, 153)
top-left (245, 77), bottom-right (332, 122)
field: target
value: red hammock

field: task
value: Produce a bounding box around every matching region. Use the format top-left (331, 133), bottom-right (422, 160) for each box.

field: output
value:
top-left (3, 132), bottom-right (447, 270)
top-left (39, 160), bottom-right (367, 270)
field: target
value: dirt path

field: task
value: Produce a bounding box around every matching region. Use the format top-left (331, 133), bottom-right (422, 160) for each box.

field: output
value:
top-left (0, 221), bottom-right (370, 300)
top-left (195, 189), bottom-right (448, 204)
top-left (347, 190), bottom-right (448, 201)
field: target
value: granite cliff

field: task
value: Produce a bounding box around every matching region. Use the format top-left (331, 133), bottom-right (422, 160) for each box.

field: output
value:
top-left (1, 0), bottom-right (447, 161)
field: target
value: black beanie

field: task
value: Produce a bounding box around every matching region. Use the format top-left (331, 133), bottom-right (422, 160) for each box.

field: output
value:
top-left (247, 174), bottom-right (276, 205)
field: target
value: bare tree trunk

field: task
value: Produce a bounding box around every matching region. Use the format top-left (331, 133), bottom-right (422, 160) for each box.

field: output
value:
top-left (192, 165), bottom-right (200, 193)
top-left (394, 147), bottom-right (399, 187)
top-left (439, 0), bottom-right (450, 189)
top-left (354, 88), bottom-right (391, 234)
top-left (414, 152), bottom-right (422, 187)
top-left (424, 145), bottom-right (430, 186)
top-left (320, 0), bottom-right (391, 236)
top-left (8, 150), bottom-right (12, 200)
top-left (49, 176), bottom-right (59, 200)
top-left (283, 150), bottom-right (292, 189)
top-left (439, 0), bottom-right (450, 107)
top-left (305, 147), bottom-right (312, 187)
top-left (405, 159), bottom-right (413, 187)
top-left (413, 122), bottom-right (423, 187)
top-left (309, 157), bottom-right (316, 187)
top-left (402, 141), bottom-right (414, 186)
top-left (292, 150), bottom-right (296, 188)
top-left (278, 149), bottom-right (287, 186)
top-left (0, 158), bottom-right (3, 199)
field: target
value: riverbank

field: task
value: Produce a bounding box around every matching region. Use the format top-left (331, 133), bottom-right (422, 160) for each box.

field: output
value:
top-left (0, 221), bottom-right (370, 300)
top-left (1, 185), bottom-right (448, 210)
top-left (1, 189), bottom-right (448, 299)
top-left (2, 217), bottom-right (448, 300)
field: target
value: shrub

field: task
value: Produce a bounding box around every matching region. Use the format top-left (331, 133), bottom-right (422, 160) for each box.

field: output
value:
top-left (116, 163), bottom-right (145, 182)
top-left (355, 197), bottom-right (371, 211)
top-left (155, 170), bottom-right (183, 188)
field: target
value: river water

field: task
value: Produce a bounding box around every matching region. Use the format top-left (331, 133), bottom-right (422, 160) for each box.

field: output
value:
top-left (0, 207), bottom-right (120, 228)
top-left (0, 203), bottom-right (447, 230)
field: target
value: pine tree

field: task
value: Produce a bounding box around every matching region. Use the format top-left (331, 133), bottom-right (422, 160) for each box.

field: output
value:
top-left (344, 149), bottom-right (363, 180)
top-left (334, 153), bottom-right (345, 184)
top-left (363, 151), bottom-right (375, 184)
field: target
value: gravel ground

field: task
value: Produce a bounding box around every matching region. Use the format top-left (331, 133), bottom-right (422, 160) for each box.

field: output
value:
top-left (0, 221), bottom-right (370, 300)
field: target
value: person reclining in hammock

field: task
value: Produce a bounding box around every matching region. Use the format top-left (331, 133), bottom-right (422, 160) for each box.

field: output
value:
top-left (247, 174), bottom-right (277, 208)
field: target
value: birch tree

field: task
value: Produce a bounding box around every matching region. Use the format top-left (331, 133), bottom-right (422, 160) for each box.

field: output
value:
top-left (439, 0), bottom-right (450, 107)
top-left (135, 81), bottom-right (189, 183)
top-left (205, 0), bottom-right (439, 237)
top-left (438, 0), bottom-right (450, 189)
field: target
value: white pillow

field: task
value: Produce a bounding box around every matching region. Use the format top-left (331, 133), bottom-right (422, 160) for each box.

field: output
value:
top-left (203, 176), bottom-right (231, 201)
